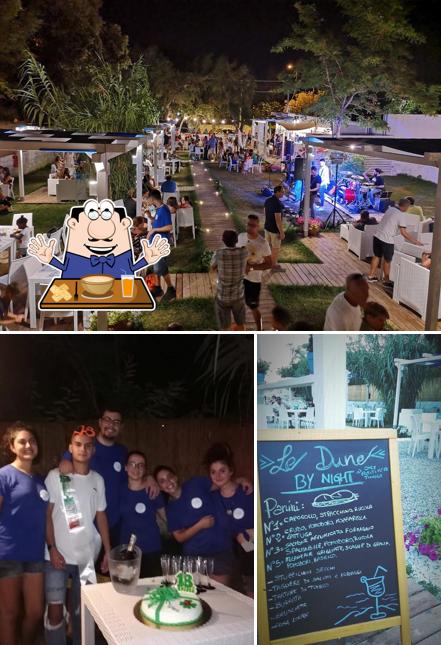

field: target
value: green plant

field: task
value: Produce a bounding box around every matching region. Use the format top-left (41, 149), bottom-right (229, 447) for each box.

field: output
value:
top-left (257, 359), bottom-right (271, 374)
top-left (405, 509), bottom-right (441, 561)
top-left (200, 249), bottom-right (214, 271)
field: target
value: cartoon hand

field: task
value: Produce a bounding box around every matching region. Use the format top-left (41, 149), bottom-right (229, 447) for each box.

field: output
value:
top-left (141, 235), bottom-right (171, 266)
top-left (28, 234), bottom-right (56, 265)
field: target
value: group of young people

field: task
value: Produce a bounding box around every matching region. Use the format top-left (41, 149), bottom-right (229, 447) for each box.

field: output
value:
top-left (0, 408), bottom-right (253, 645)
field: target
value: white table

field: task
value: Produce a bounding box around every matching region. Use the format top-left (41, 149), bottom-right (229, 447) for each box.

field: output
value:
top-left (286, 409), bottom-right (308, 428)
top-left (363, 410), bottom-right (376, 427)
top-left (28, 264), bottom-right (59, 328)
top-left (0, 225), bottom-right (35, 260)
top-left (81, 576), bottom-right (253, 645)
top-left (165, 159), bottom-right (181, 174)
top-left (0, 237), bottom-right (14, 277)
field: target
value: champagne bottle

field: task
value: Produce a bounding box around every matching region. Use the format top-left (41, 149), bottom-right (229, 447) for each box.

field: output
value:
top-left (117, 533), bottom-right (137, 561)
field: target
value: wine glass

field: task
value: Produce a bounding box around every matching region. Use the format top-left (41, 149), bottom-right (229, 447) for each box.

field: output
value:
top-left (196, 556), bottom-right (207, 592)
top-left (171, 555), bottom-right (182, 585)
top-left (206, 557), bottom-right (215, 589)
top-left (160, 554), bottom-right (170, 586)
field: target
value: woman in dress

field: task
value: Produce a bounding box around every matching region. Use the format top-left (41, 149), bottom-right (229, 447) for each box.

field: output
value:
top-left (0, 422), bottom-right (48, 645)
top-left (118, 451), bottom-right (166, 577)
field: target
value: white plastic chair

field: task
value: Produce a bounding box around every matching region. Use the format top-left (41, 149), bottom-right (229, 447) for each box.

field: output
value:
top-left (275, 406), bottom-right (291, 429)
top-left (228, 159), bottom-right (240, 173)
top-left (162, 191), bottom-right (180, 204)
top-left (370, 408), bottom-right (385, 427)
top-left (353, 408), bottom-right (364, 427)
top-left (177, 208), bottom-right (195, 239)
top-left (409, 415), bottom-right (431, 457)
top-left (263, 405), bottom-right (275, 427)
top-left (300, 408), bottom-right (315, 429)
top-left (218, 158), bottom-right (228, 169)
top-left (47, 228), bottom-right (63, 256)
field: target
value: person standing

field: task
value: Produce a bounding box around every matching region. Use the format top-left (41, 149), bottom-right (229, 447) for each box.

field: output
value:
top-left (264, 185), bottom-right (285, 272)
top-left (119, 451), bottom-right (166, 578)
top-left (0, 423), bottom-right (48, 645)
top-left (146, 189), bottom-right (176, 301)
top-left (309, 166), bottom-right (321, 218)
top-left (44, 426), bottom-right (111, 645)
top-left (318, 158), bottom-right (330, 208)
top-left (211, 229), bottom-right (248, 331)
top-left (367, 198), bottom-right (422, 286)
top-left (237, 214), bottom-right (272, 330)
top-left (324, 273), bottom-right (369, 331)
top-left (60, 407), bottom-right (159, 547)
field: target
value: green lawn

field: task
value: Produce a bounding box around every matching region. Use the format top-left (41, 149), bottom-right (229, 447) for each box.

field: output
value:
top-left (384, 174), bottom-right (436, 213)
top-left (169, 158), bottom-right (207, 273)
top-left (24, 164), bottom-right (52, 195)
top-left (279, 229), bottom-right (322, 263)
top-left (91, 297), bottom-right (217, 331)
top-left (1, 203), bottom-right (72, 233)
top-left (269, 284), bottom-right (341, 330)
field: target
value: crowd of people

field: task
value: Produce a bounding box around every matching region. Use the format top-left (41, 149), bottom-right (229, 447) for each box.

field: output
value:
top-left (0, 409), bottom-right (253, 644)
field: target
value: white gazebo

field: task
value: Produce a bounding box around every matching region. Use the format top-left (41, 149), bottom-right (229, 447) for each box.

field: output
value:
top-left (393, 354), bottom-right (441, 427)
top-left (0, 127), bottom-right (149, 215)
top-left (302, 135), bottom-right (441, 330)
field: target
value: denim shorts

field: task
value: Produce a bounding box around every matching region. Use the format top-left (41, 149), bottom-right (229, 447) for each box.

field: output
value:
top-left (153, 256), bottom-right (169, 277)
top-left (0, 559), bottom-right (45, 579)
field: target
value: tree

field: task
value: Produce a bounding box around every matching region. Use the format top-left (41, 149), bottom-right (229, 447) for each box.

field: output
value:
top-left (252, 100), bottom-right (285, 119)
top-left (0, 1), bottom-right (40, 118)
top-left (273, 0), bottom-right (440, 135)
top-left (288, 91), bottom-right (322, 115)
top-left (16, 53), bottom-right (158, 199)
top-left (27, 0), bottom-right (130, 89)
top-left (277, 343), bottom-right (309, 378)
top-left (346, 335), bottom-right (441, 425)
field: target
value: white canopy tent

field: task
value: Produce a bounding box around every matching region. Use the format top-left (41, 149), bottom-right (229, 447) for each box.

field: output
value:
top-left (393, 354), bottom-right (441, 427)
top-left (302, 135), bottom-right (441, 330)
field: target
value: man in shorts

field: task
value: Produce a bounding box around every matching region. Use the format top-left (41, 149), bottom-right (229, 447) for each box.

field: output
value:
top-left (211, 229), bottom-right (248, 330)
top-left (264, 185), bottom-right (285, 272)
top-left (145, 189), bottom-right (175, 301)
top-left (237, 214), bottom-right (272, 330)
top-left (367, 198), bottom-right (422, 286)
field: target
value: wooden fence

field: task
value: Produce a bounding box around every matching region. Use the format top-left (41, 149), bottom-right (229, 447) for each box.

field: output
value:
top-left (0, 418), bottom-right (254, 481)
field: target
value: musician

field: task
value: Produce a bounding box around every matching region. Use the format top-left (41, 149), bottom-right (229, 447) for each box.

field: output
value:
top-left (309, 167), bottom-right (321, 218)
top-left (318, 159), bottom-right (330, 207)
top-left (363, 168), bottom-right (384, 208)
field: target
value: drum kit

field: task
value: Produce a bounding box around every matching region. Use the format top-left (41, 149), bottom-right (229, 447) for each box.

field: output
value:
top-left (333, 172), bottom-right (380, 213)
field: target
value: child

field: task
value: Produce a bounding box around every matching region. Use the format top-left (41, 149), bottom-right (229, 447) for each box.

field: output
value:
top-left (271, 305), bottom-right (292, 331)
top-left (361, 301), bottom-right (389, 331)
top-left (130, 216), bottom-right (148, 259)
top-left (10, 216), bottom-right (31, 257)
top-left (0, 283), bottom-right (23, 327)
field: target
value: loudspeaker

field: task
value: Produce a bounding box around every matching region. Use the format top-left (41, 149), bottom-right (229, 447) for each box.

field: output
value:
top-left (294, 157), bottom-right (304, 180)
top-left (379, 198), bottom-right (392, 213)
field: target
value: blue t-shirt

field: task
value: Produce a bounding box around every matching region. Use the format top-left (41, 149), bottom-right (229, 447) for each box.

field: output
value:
top-left (165, 476), bottom-right (233, 555)
top-left (213, 487), bottom-right (254, 536)
top-left (119, 488), bottom-right (165, 553)
top-left (161, 179), bottom-right (177, 193)
top-left (0, 465), bottom-right (49, 561)
top-left (151, 204), bottom-right (172, 242)
top-left (63, 441), bottom-right (127, 528)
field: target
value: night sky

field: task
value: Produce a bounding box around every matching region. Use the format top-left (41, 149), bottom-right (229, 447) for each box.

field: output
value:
top-left (102, 0), bottom-right (441, 82)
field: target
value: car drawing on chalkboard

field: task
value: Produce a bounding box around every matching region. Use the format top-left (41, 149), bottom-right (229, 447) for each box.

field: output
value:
top-left (312, 490), bottom-right (359, 507)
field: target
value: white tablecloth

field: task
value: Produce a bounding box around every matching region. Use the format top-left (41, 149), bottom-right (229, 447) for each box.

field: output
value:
top-left (81, 576), bottom-right (253, 645)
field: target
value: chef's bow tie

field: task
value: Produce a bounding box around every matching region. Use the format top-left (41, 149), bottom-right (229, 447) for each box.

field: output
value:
top-left (90, 254), bottom-right (115, 267)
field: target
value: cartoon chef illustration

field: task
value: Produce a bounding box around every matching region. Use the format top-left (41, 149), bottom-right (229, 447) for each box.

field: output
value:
top-left (27, 198), bottom-right (170, 278)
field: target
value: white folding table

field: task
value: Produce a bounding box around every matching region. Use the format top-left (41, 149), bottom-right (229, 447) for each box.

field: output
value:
top-left (81, 576), bottom-right (253, 645)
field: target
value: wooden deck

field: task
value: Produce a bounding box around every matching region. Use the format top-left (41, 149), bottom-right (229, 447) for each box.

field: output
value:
top-left (326, 579), bottom-right (441, 644)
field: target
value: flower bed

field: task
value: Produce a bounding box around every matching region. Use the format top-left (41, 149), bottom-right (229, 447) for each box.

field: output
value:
top-left (296, 216), bottom-right (324, 236)
top-left (404, 508), bottom-right (441, 592)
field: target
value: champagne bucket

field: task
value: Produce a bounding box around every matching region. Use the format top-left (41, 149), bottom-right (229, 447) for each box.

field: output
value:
top-left (109, 544), bottom-right (142, 594)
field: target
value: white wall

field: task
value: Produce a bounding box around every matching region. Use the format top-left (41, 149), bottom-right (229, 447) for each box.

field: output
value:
top-left (313, 335), bottom-right (347, 429)
top-left (0, 150), bottom-right (53, 176)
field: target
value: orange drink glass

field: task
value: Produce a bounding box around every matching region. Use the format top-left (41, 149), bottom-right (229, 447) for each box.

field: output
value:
top-left (121, 275), bottom-right (135, 298)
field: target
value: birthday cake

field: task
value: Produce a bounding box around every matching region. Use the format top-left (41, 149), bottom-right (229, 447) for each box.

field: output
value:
top-left (140, 572), bottom-right (204, 629)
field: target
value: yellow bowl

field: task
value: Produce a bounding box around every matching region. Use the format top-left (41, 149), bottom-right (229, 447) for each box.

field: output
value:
top-left (80, 274), bottom-right (114, 296)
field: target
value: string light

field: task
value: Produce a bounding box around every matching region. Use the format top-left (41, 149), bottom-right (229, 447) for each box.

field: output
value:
top-left (199, 200), bottom-right (204, 205)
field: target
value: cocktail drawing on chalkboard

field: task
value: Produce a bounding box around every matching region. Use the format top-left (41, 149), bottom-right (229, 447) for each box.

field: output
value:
top-left (312, 489), bottom-right (359, 508)
top-left (335, 566), bottom-right (398, 626)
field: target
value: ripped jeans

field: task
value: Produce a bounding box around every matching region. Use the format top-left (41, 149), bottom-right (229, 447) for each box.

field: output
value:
top-left (44, 561), bottom-right (82, 645)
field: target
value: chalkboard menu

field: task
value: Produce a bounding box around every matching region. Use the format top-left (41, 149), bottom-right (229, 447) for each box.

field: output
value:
top-left (258, 437), bottom-right (401, 642)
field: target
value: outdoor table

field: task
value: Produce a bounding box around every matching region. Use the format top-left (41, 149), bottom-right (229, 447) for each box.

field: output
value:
top-left (0, 225), bottom-right (35, 260)
top-left (363, 410), bottom-right (376, 427)
top-left (81, 576), bottom-right (254, 645)
top-left (28, 264), bottom-right (59, 328)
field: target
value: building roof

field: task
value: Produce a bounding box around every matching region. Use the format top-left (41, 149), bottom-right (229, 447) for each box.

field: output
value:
top-left (302, 135), bottom-right (441, 166)
top-left (258, 375), bottom-right (315, 390)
